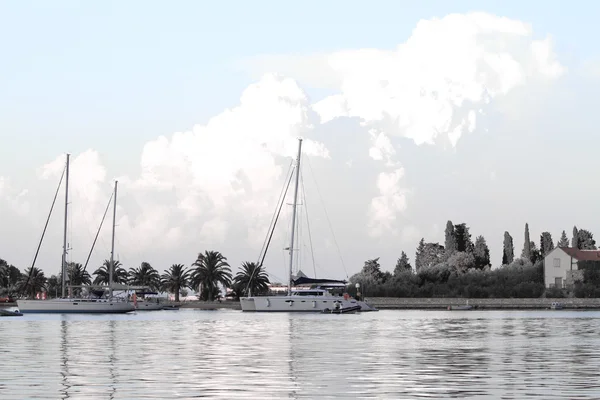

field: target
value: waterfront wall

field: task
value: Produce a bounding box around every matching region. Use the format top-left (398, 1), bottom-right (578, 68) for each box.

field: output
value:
top-left (367, 297), bottom-right (600, 309)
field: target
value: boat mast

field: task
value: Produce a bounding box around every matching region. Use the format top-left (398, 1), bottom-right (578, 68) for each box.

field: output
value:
top-left (109, 180), bottom-right (118, 299)
top-left (61, 154), bottom-right (70, 298)
top-left (287, 138), bottom-right (303, 296)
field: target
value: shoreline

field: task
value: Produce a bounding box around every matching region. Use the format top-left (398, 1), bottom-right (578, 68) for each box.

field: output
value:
top-left (4, 298), bottom-right (600, 311)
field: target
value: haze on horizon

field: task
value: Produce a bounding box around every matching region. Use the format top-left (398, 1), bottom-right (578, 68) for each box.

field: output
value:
top-left (2, 0), bottom-right (600, 282)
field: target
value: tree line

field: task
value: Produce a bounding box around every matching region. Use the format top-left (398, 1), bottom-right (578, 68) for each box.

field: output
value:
top-left (0, 250), bottom-right (271, 302)
top-left (347, 221), bottom-right (599, 298)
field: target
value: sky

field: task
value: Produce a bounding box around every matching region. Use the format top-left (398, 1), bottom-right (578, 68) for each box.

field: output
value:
top-left (2, 0), bottom-right (600, 282)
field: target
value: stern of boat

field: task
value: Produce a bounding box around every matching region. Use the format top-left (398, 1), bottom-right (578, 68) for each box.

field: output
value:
top-left (240, 297), bottom-right (256, 311)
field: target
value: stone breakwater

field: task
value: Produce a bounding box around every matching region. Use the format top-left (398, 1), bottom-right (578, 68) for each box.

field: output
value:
top-left (368, 297), bottom-right (600, 310)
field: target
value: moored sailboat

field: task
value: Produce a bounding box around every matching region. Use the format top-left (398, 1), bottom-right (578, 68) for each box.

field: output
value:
top-left (17, 154), bottom-right (135, 314)
top-left (240, 138), bottom-right (377, 312)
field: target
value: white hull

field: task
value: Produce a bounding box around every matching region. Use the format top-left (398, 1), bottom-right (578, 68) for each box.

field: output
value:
top-left (17, 298), bottom-right (135, 314)
top-left (241, 295), bottom-right (366, 312)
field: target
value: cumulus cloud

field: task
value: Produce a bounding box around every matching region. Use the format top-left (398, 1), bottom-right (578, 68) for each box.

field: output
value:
top-left (307, 12), bottom-right (565, 148)
top-left (367, 168), bottom-right (408, 237)
top-left (2, 11), bottom-right (572, 277)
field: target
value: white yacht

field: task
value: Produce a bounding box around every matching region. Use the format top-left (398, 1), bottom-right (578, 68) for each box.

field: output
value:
top-left (18, 155), bottom-right (135, 314)
top-left (240, 138), bottom-right (377, 313)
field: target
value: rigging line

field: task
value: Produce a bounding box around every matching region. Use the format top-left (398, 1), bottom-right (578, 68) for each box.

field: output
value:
top-left (82, 192), bottom-right (114, 274)
top-left (256, 159), bottom-right (293, 265)
top-left (246, 162), bottom-right (295, 295)
top-left (305, 156), bottom-right (349, 279)
top-left (300, 169), bottom-right (317, 278)
top-left (20, 164), bottom-right (66, 296)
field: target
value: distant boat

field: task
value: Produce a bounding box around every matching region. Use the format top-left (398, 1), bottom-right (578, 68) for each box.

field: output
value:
top-left (448, 300), bottom-right (474, 311)
top-left (322, 304), bottom-right (362, 314)
top-left (0, 308), bottom-right (23, 317)
top-left (550, 302), bottom-right (564, 310)
top-left (132, 291), bottom-right (167, 311)
top-left (240, 138), bottom-right (377, 313)
top-left (17, 155), bottom-right (135, 314)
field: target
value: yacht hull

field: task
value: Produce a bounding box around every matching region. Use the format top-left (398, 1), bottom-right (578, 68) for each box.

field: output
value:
top-left (16, 299), bottom-right (135, 314)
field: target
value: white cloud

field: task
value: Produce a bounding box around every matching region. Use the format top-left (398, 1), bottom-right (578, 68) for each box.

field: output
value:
top-left (367, 168), bottom-right (408, 237)
top-left (281, 12), bottom-right (565, 148)
top-left (368, 129), bottom-right (399, 167)
top-left (1, 12), bottom-right (572, 277)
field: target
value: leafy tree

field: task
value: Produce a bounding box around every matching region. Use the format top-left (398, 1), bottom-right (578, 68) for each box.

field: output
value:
top-left (161, 264), bottom-right (190, 302)
top-left (473, 235), bottom-right (491, 269)
top-left (19, 267), bottom-right (47, 299)
top-left (576, 229), bottom-right (597, 250)
top-left (540, 232), bottom-right (554, 257)
top-left (502, 231), bottom-right (514, 265)
top-left (454, 223), bottom-right (474, 253)
top-left (0, 260), bottom-right (20, 294)
top-left (232, 261), bottom-right (270, 297)
top-left (447, 252), bottom-right (476, 273)
top-left (522, 223), bottom-right (531, 261)
top-left (128, 262), bottom-right (161, 291)
top-left (362, 258), bottom-right (384, 281)
top-left (190, 251), bottom-right (232, 301)
top-left (528, 241), bottom-right (541, 264)
top-left (444, 221), bottom-right (457, 254)
top-left (418, 243), bottom-right (446, 271)
top-left (394, 251), bottom-right (412, 275)
top-left (93, 260), bottom-right (128, 285)
top-left (557, 230), bottom-right (569, 247)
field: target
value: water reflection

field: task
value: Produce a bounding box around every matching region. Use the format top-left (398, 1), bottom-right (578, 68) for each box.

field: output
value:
top-left (3, 310), bottom-right (600, 398)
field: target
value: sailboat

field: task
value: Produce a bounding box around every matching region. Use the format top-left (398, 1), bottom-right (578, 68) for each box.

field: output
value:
top-left (240, 138), bottom-right (377, 312)
top-left (17, 154), bottom-right (135, 314)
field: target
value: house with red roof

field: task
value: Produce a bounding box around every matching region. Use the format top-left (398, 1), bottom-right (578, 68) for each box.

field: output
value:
top-left (544, 246), bottom-right (600, 288)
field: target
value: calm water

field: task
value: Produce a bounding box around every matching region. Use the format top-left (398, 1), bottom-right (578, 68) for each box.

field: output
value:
top-left (2, 309), bottom-right (600, 399)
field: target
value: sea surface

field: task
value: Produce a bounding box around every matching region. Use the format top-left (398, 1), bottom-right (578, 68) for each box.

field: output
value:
top-left (2, 308), bottom-right (600, 399)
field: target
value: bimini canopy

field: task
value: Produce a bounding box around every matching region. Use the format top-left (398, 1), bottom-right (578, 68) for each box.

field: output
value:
top-left (292, 276), bottom-right (347, 286)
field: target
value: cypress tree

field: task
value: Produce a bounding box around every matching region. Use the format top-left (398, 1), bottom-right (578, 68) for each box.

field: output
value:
top-left (444, 220), bottom-right (457, 254)
top-left (557, 230), bottom-right (569, 247)
top-left (502, 231), bottom-right (514, 265)
top-left (522, 223), bottom-right (531, 261)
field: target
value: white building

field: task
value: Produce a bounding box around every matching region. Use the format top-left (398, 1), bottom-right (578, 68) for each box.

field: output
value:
top-left (544, 247), bottom-right (600, 288)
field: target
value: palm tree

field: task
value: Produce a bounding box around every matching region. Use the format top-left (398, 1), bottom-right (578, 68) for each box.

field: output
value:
top-left (66, 262), bottom-right (92, 296)
top-left (190, 251), bottom-right (232, 301)
top-left (233, 261), bottom-right (270, 297)
top-left (161, 264), bottom-right (190, 302)
top-left (128, 262), bottom-right (161, 291)
top-left (19, 267), bottom-right (47, 299)
top-left (93, 260), bottom-right (128, 285)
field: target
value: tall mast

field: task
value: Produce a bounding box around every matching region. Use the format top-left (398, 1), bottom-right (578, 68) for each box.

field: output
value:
top-left (109, 180), bottom-right (118, 299)
top-left (287, 138), bottom-right (303, 296)
top-left (61, 154), bottom-right (70, 298)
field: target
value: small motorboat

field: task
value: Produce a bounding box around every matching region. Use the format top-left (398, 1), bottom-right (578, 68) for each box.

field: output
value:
top-left (550, 302), bottom-right (564, 310)
top-left (448, 305), bottom-right (473, 310)
top-left (0, 308), bottom-right (23, 317)
top-left (162, 304), bottom-right (180, 310)
top-left (323, 304), bottom-right (362, 314)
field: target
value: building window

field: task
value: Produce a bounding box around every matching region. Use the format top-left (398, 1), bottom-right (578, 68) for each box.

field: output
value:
top-left (553, 258), bottom-right (560, 268)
